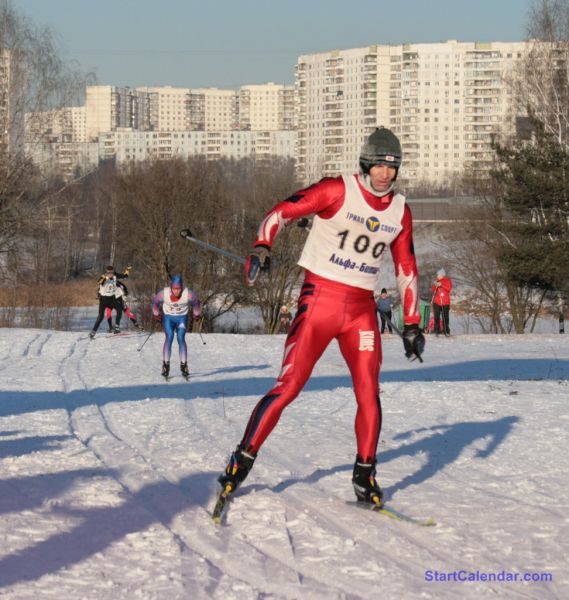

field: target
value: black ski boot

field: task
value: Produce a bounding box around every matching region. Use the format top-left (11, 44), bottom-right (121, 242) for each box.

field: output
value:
top-left (180, 362), bottom-right (189, 378)
top-left (352, 455), bottom-right (383, 506)
top-left (89, 330), bottom-right (96, 340)
top-left (218, 445), bottom-right (256, 493)
top-left (113, 326), bottom-right (121, 334)
top-left (161, 361), bottom-right (170, 378)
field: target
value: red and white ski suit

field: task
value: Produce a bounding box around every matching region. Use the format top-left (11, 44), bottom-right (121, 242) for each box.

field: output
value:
top-left (240, 175), bottom-right (420, 463)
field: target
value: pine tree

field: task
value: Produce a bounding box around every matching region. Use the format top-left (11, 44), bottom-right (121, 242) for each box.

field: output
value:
top-left (491, 118), bottom-right (569, 295)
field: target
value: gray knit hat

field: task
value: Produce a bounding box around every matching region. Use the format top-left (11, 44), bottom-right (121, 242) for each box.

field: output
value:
top-left (360, 127), bottom-right (402, 174)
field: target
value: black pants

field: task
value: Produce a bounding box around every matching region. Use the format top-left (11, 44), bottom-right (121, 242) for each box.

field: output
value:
top-left (433, 304), bottom-right (450, 335)
top-left (93, 296), bottom-right (123, 332)
top-left (379, 310), bottom-right (393, 333)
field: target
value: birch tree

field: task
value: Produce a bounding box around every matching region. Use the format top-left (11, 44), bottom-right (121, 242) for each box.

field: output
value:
top-left (0, 0), bottom-right (87, 281)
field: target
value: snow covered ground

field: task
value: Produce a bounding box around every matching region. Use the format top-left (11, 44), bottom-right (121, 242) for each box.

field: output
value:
top-left (0, 328), bottom-right (568, 599)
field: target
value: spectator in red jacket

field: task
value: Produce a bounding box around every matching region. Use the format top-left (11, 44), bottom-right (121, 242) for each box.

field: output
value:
top-left (431, 268), bottom-right (452, 336)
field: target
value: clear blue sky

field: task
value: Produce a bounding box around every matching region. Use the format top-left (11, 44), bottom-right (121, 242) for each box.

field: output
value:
top-left (13, 0), bottom-right (531, 89)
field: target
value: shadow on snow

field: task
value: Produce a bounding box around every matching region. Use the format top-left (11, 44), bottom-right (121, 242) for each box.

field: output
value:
top-left (0, 415), bottom-right (518, 587)
top-left (0, 469), bottom-right (214, 588)
top-left (268, 415), bottom-right (520, 502)
top-left (0, 346), bottom-right (557, 585)
top-left (0, 358), bottom-right (567, 419)
top-left (0, 398), bottom-right (519, 587)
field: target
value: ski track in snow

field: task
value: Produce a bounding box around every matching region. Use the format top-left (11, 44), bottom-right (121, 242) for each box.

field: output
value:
top-left (0, 329), bottom-right (568, 599)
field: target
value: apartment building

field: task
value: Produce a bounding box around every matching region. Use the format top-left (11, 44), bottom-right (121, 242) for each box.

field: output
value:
top-left (85, 85), bottom-right (152, 141)
top-left (296, 40), bottom-right (527, 187)
top-left (0, 48), bottom-right (27, 153)
top-left (0, 49), bottom-right (11, 152)
top-left (238, 82), bottom-right (295, 131)
top-left (27, 82), bottom-right (296, 177)
top-left (187, 88), bottom-right (239, 131)
top-left (25, 106), bottom-right (87, 143)
top-left (98, 129), bottom-right (296, 164)
top-left (137, 86), bottom-right (190, 132)
top-left (83, 83), bottom-right (296, 139)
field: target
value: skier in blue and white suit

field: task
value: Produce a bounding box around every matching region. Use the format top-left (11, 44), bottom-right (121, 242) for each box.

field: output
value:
top-left (152, 275), bottom-right (201, 378)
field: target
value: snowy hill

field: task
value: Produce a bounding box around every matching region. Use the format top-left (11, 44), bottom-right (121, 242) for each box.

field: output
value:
top-left (0, 329), bottom-right (568, 599)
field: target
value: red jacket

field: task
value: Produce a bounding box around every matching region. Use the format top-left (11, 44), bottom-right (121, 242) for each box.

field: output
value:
top-left (431, 276), bottom-right (452, 306)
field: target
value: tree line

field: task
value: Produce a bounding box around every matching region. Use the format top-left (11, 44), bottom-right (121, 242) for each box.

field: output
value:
top-left (1, 0), bottom-right (569, 334)
top-left (1, 153), bottom-right (304, 333)
top-left (437, 0), bottom-right (569, 333)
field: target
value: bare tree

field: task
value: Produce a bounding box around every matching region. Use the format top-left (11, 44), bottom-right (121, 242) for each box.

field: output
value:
top-left (107, 155), bottom-right (300, 332)
top-left (0, 0), bottom-right (88, 282)
top-left (510, 1), bottom-right (569, 148)
top-left (251, 224), bottom-right (305, 334)
top-left (440, 186), bottom-right (553, 334)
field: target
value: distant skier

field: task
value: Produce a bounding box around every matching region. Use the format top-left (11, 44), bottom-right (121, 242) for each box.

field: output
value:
top-left (376, 288), bottom-right (394, 334)
top-left (217, 127), bottom-right (424, 508)
top-left (89, 265), bottom-right (131, 339)
top-left (105, 281), bottom-right (143, 332)
top-left (277, 305), bottom-right (293, 333)
top-left (431, 268), bottom-right (453, 336)
top-left (152, 274), bottom-right (201, 379)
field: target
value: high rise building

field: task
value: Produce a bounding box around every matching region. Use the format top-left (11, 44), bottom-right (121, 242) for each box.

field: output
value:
top-left (238, 82), bottom-right (295, 131)
top-left (82, 83), bottom-right (295, 140)
top-left (85, 86), bottom-right (151, 141)
top-left (0, 48), bottom-right (25, 154)
top-left (188, 88), bottom-right (239, 131)
top-left (24, 104), bottom-right (91, 179)
top-left (24, 79), bottom-right (296, 178)
top-left (295, 40), bottom-right (527, 187)
top-left (137, 86), bottom-right (190, 132)
top-left (25, 106), bottom-right (86, 143)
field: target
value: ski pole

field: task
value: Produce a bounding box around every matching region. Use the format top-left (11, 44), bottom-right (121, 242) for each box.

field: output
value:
top-left (137, 330), bottom-right (154, 352)
top-left (180, 228), bottom-right (246, 265)
top-left (196, 315), bottom-right (206, 345)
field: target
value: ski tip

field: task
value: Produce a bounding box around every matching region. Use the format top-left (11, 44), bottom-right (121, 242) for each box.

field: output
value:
top-left (347, 500), bottom-right (436, 526)
top-left (380, 506), bottom-right (437, 527)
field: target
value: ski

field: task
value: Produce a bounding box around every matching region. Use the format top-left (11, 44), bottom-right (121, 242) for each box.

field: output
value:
top-left (212, 484), bottom-right (233, 524)
top-left (82, 332), bottom-right (141, 340)
top-left (346, 501), bottom-right (436, 527)
top-left (159, 375), bottom-right (190, 382)
top-left (106, 332), bottom-right (142, 338)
